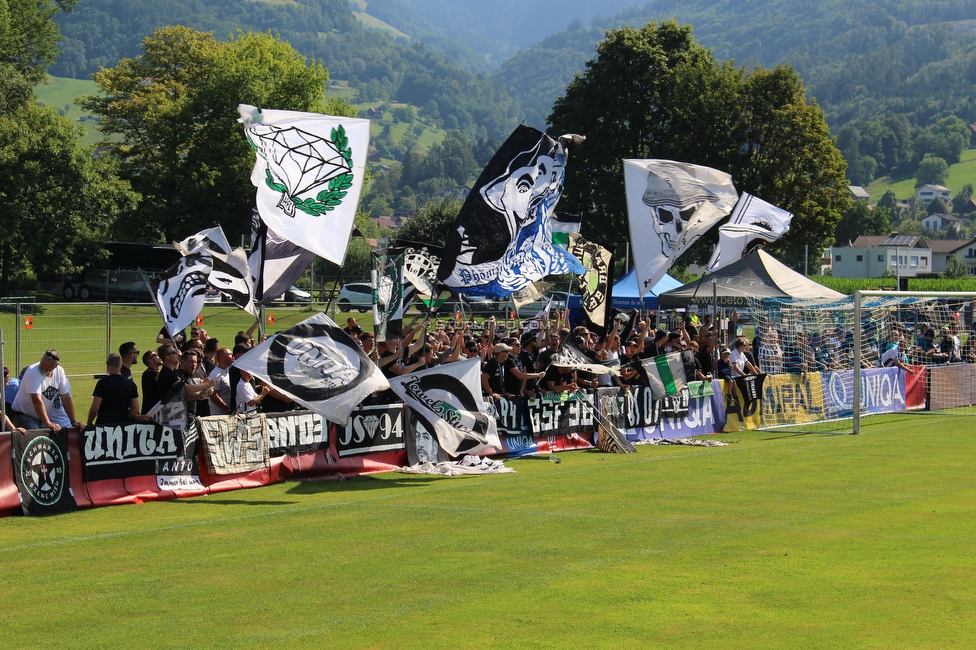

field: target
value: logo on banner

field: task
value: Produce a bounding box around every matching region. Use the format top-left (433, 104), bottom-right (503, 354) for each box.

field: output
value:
top-left (20, 436), bottom-right (66, 506)
top-left (401, 375), bottom-right (491, 444)
top-left (267, 320), bottom-right (367, 401)
top-left (266, 411), bottom-right (327, 456)
top-left (337, 405), bottom-right (405, 457)
top-left (82, 422), bottom-right (184, 481)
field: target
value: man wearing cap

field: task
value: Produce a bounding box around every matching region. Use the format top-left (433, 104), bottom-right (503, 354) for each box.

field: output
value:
top-left (10, 349), bottom-right (83, 432)
top-left (482, 343), bottom-right (512, 400)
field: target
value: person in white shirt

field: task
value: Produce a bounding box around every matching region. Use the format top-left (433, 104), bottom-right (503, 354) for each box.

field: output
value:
top-left (729, 337), bottom-right (759, 377)
top-left (235, 368), bottom-right (270, 414)
top-left (208, 347), bottom-right (234, 416)
top-left (10, 349), bottom-right (82, 431)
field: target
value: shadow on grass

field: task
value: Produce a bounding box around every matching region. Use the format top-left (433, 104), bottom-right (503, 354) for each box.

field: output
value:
top-left (169, 498), bottom-right (300, 506)
top-left (285, 474), bottom-right (445, 495)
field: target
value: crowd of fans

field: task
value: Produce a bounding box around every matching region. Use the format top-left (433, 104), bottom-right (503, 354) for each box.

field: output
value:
top-left (4, 308), bottom-right (974, 434)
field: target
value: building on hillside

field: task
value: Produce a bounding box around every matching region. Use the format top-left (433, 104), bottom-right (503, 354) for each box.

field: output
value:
top-left (370, 216), bottom-right (398, 231)
top-left (828, 235), bottom-right (931, 278)
top-left (957, 199), bottom-right (976, 216)
top-left (433, 186), bottom-right (471, 200)
top-left (917, 184), bottom-right (952, 205)
top-left (927, 238), bottom-right (976, 275)
top-left (922, 213), bottom-right (966, 232)
top-left (848, 185), bottom-right (871, 202)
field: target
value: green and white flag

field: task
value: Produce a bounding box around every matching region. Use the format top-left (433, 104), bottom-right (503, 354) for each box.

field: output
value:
top-left (642, 351), bottom-right (696, 401)
top-left (551, 212), bottom-right (582, 246)
top-left (240, 104), bottom-right (371, 266)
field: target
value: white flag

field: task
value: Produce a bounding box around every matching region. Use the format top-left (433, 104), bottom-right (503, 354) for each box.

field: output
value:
top-left (239, 104), bottom-right (371, 266)
top-left (624, 159), bottom-right (738, 296)
top-left (706, 193), bottom-right (793, 271)
top-left (149, 249), bottom-right (212, 341)
top-left (231, 312), bottom-right (389, 425)
top-left (176, 226), bottom-right (257, 318)
top-left (387, 357), bottom-right (501, 458)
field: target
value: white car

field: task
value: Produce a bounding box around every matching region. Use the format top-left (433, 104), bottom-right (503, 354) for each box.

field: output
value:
top-left (278, 285), bottom-right (312, 305)
top-left (337, 282), bottom-right (373, 313)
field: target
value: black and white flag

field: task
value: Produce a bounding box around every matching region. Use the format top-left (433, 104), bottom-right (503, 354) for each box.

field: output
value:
top-left (248, 208), bottom-right (317, 305)
top-left (706, 193), bottom-right (793, 271)
top-left (387, 357), bottom-right (501, 458)
top-left (147, 382), bottom-right (190, 431)
top-left (231, 312), bottom-right (389, 424)
top-left (551, 340), bottom-right (621, 377)
top-left (240, 104), bottom-right (371, 266)
top-left (438, 125), bottom-right (585, 298)
top-left (12, 430), bottom-right (78, 516)
top-left (372, 247), bottom-right (405, 343)
top-left (511, 281), bottom-right (554, 310)
top-left (567, 233), bottom-right (613, 335)
top-left (177, 226), bottom-right (257, 317)
top-left (624, 159), bottom-right (738, 295)
top-left (149, 249), bottom-right (213, 341)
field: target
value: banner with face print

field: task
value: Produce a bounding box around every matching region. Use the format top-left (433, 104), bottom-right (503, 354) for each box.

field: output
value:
top-left (706, 193), bottom-right (793, 271)
top-left (231, 312), bottom-right (389, 425)
top-left (387, 357), bottom-right (500, 458)
top-left (438, 125), bottom-right (584, 298)
top-left (624, 159), bottom-right (738, 296)
top-left (149, 250), bottom-right (213, 341)
top-left (177, 226), bottom-right (257, 317)
top-left (567, 233), bottom-right (613, 335)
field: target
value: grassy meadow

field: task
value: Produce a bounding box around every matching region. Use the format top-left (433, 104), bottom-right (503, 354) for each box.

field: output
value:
top-left (866, 147), bottom-right (976, 202)
top-left (0, 412), bottom-right (974, 648)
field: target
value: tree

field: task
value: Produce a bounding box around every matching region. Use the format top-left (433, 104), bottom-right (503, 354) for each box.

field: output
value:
top-left (0, 103), bottom-right (138, 293)
top-left (834, 202), bottom-right (890, 246)
top-left (952, 183), bottom-right (973, 213)
top-left (916, 154), bottom-right (949, 187)
top-left (877, 189), bottom-right (898, 212)
top-left (927, 197), bottom-right (950, 215)
top-left (81, 27), bottom-right (344, 244)
top-left (396, 198), bottom-right (462, 245)
top-left (548, 21), bottom-right (849, 270)
top-left (944, 254), bottom-right (968, 279)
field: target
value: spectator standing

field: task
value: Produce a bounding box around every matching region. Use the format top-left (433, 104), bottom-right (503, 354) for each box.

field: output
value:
top-left (10, 349), bottom-right (83, 432)
top-left (87, 353), bottom-right (145, 427)
top-left (208, 347), bottom-right (234, 416)
top-left (118, 342), bottom-right (139, 380)
top-left (141, 350), bottom-right (162, 413)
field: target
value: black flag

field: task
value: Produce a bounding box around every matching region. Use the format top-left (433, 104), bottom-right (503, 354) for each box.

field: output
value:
top-left (12, 430), bottom-right (78, 516)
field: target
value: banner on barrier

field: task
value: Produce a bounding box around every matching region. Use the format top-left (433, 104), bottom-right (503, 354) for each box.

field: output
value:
top-left (266, 411), bottom-right (328, 457)
top-left (527, 394), bottom-right (593, 437)
top-left (723, 378), bottom-right (762, 432)
top-left (336, 404), bottom-right (406, 458)
top-left (81, 421), bottom-right (185, 482)
top-left (905, 366), bottom-right (926, 410)
top-left (823, 367), bottom-right (905, 419)
top-left (12, 430), bottom-right (78, 516)
top-left (621, 383), bottom-right (724, 439)
top-left (760, 373), bottom-right (824, 427)
top-left (199, 414), bottom-right (271, 475)
top-left (927, 364), bottom-right (976, 410)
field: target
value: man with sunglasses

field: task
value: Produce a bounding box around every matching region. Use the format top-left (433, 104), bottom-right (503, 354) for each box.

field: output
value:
top-left (10, 349), bottom-right (82, 432)
top-left (118, 341), bottom-right (139, 380)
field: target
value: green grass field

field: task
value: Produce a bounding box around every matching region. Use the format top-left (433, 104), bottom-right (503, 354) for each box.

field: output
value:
top-left (1, 412), bottom-right (973, 648)
top-left (866, 147), bottom-right (976, 202)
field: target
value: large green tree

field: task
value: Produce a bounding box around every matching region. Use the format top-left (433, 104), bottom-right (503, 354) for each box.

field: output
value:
top-left (834, 202), bottom-right (890, 247)
top-left (548, 21), bottom-right (850, 270)
top-left (81, 26), bottom-right (352, 244)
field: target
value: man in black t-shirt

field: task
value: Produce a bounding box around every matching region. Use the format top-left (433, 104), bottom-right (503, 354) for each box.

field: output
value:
top-left (87, 353), bottom-right (144, 427)
top-left (141, 350), bottom-right (161, 414)
top-left (118, 341), bottom-right (139, 380)
top-left (481, 343), bottom-right (510, 399)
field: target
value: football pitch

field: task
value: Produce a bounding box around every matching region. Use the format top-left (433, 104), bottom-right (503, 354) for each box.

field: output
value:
top-left (1, 413), bottom-right (974, 648)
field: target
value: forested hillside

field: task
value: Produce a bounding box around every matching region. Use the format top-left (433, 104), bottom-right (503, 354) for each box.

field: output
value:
top-left (51, 0), bottom-right (519, 141)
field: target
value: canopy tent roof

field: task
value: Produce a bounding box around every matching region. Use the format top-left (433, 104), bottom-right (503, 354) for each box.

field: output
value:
top-left (568, 269), bottom-right (682, 311)
top-left (657, 249), bottom-right (844, 308)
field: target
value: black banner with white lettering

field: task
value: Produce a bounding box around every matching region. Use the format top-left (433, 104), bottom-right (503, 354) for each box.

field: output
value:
top-left (266, 410), bottom-right (328, 457)
top-left (335, 404), bottom-right (406, 458)
top-left (12, 430), bottom-right (78, 516)
top-left (81, 421), bottom-right (188, 482)
top-left (527, 395), bottom-right (594, 437)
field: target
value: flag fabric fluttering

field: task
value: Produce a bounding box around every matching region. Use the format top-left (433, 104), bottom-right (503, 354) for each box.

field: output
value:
top-left (624, 159), bottom-right (738, 296)
top-left (705, 193), bottom-right (793, 271)
top-left (437, 125), bottom-right (585, 298)
top-left (149, 248), bottom-right (213, 341)
top-left (511, 281), bottom-right (554, 310)
top-left (551, 212), bottom-right (582, 247)
top-left (551, 339), bottom-right (621, 377)
top-left (177, 226), bottom-right (257, 318)
top-left (386, 357), bottom-right (501, 458)
top-left (231, 312), bottom-right (389, 425)
top-left (239, 104), bottom-right (370, 266)
top-left (248, 207), bottom-right (317, 305)
top-left (641, 350), bottom-right (696, 401)
top-left (567, 233), bottom-right (613, 335)
top-left (372, 247), bottom-right (406, 343)
top-left (394, 240), bottom-right (449, 314)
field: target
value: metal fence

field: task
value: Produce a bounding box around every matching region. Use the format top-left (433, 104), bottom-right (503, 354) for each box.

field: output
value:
top-left (0, 301), bottom-right (336, 380)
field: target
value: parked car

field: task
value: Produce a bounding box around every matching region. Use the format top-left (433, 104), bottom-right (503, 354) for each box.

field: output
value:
top-left (278, 285), bottom-right (312, 305)
top-left (337, 282), bottom-right (373, 313)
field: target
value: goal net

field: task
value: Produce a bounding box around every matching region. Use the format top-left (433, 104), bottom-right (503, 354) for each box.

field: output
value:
top-left (747, 291), bottom-right (976, 434)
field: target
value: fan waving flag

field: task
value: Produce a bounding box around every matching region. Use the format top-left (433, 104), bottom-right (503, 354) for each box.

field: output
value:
top-left (567, 233), bottom-right (613, 335)
top-left (231, 312), bottom-right (389, 424)
top-left (438, 125), bottom-right (585, 298)
top-left (387, 357), bottom-right (500, 458)
top-left (239, 104), bottom-right (370, 266)
top-left (641, 350), bottom-right (696, 401)
top-left (706, 193), bottom-right (793, 271)
top-left (624, 159), bottom-right (738, 296)
top-left (177, 225), bottom-right (257, 318)
top-left (372, 247), bottom-right (406, 343)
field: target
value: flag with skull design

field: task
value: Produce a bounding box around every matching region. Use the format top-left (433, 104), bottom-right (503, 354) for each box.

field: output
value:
top-left (623, 159), bottom-right (738, 296)
top-left (230, 312), bottom-right (389, 425)
top-left (438, 125), bottom-right (585, 298)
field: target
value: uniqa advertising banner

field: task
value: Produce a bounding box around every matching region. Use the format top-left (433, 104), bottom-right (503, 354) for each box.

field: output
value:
top-left (822, 367), bottom-right (906, 420)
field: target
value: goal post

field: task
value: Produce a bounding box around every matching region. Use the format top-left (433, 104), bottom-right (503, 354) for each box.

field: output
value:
top-left (745, 290), bottom-right (976, 435)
